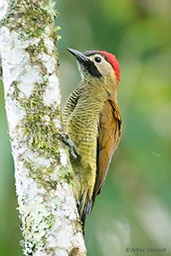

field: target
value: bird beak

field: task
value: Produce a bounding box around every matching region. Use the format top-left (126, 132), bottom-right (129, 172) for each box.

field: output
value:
top-left (67, 48), bottom-right (102, 78)
top-left (67, 48), bottom-right (90, 66)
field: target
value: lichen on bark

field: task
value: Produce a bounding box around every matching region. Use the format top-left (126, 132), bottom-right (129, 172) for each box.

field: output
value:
top-left (0, 0), bottom-right (86, 255)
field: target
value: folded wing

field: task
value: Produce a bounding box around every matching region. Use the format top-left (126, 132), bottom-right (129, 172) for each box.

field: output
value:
top-left (92, 98), bottom-right (122, 205)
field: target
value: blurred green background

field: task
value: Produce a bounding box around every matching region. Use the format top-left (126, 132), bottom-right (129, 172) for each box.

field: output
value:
top-left (0, 0), bottom-right (171, 255)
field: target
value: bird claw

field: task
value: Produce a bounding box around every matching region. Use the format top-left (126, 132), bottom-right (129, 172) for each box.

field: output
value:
top-left (59, 133), bottom-right (78, 160)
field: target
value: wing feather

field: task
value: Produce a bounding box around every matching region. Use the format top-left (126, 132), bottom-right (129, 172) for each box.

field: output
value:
top-left (92, 98), bottom-right (122, 203)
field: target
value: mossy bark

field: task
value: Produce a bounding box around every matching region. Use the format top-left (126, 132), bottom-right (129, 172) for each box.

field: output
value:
top-left (0, 0), bottom-right (86, 255)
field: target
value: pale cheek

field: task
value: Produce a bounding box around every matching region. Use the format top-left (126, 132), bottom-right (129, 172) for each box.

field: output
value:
top-left (77, 62), bottom-right (84, 78)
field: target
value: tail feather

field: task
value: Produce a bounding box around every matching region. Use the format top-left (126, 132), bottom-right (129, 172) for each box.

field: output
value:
top-left (77, 194), bottom-right (93, 234)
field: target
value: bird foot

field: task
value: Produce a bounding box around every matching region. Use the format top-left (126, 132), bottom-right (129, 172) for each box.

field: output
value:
top-left (58, 133), bottom-right (78, 160)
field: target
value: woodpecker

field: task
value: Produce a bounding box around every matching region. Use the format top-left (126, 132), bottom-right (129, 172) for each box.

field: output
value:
top-left (63, 48), bottom-right (122, 228)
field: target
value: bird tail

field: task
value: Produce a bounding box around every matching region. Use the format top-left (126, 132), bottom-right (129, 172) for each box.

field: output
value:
top-left (77, 194), bottom-right (93, 234)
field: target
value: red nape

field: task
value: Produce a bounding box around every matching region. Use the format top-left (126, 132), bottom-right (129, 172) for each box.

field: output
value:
top-left (97, 51), bottom-right (120, 82)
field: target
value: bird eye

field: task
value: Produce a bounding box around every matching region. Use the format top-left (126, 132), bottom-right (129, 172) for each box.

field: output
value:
top-left (94, 56), bottom-right (101, 63)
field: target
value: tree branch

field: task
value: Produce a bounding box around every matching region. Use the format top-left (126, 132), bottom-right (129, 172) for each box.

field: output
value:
top-left (0, 0), bottom-right (86, 255)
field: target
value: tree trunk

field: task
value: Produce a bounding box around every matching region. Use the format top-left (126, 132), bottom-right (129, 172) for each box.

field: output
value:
top-left (0, 1), bottom-right (86, 255)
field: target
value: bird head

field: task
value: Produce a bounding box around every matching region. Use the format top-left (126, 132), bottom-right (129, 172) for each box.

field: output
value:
top-left (67, 48), bottom-right (120, 88)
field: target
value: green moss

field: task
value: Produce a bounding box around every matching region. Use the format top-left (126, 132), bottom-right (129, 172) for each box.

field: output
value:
top-left (21, 212), bottom-right (56, 254)
top-left (23, 157), bottom-right (74, 190)
top-left (20, 83), bottom-right (61, 152)
top-left (4, 0), bottom-right (74, 189)
top-left (0, 0), bottom-right (58, 39)
top-left (9, 81), bottom-right (20, 99)
top-left (23, 159), bottom-right (58, 189)
top-left (11, 80), bottom-right (74, 189)
top-left (0, 0), bottom-right (75, 197)
top-left (61, 172), bottom-right (74, 186)
top-left (26, 40), bottom-right (48, 73)
top-left (0, 0), bottom-right (61, 81)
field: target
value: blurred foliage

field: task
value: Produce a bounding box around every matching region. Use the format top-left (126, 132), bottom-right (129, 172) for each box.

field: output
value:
top-left (0, 0), bottom-right (171, 255)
